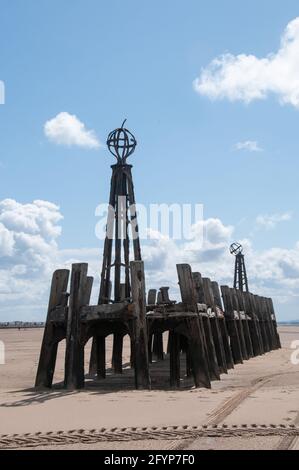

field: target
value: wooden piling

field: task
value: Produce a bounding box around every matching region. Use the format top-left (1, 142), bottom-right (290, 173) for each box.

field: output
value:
top-left (221, 286), bottom-right (243, 365)
top-left (177, 265), bottom-right (211, 388)
top-left (235, 290), bottom-right (254, 358)
top-left (64, 263), bottom-right (88, 390)
top-left (192, 272), bottom-right (220, 381)
top-left (211, 281), bottom-right (234, 370)
top-left (267, 298), bottom-right (281, 349)
top-left (203, 278), bottom-right (227, 374)
top-left (169, 331), bottom-right (181, 388)
top-left (90, 336), bottom-right (106, 378)
top-left (130, 261), bottom-right (151, 390)
top-left (254, 295), bottom-right (270, 353)
top-left (243, 292), bottom-right (263, 356)
top-left (35, 269), bottom-right (70, 388)
top-left (231, 288), bottom-right (249, 360)
top-left (153, 333), bottom-right (164, 360)
top-left (147, 289), bottom-right (157, 306)
top-left (112, 334), bottom-right (124, 373)
top-left (249, 294), bottom-right (264, 354)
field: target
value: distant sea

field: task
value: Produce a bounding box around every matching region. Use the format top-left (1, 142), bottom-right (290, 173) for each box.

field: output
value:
top-left (278, 321), bottom-right (299, 326)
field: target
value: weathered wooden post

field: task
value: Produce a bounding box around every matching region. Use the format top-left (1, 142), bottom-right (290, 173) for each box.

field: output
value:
top-left (261, 297), bottom-right (276, 351)
top-left (193, 273), bottom-right (220, 381)
top-left (263, 297), bottom-right (278, 350)
top-left (254, 295), bottom-right (270, 353)
top-left (89, 334), bottom-right (105, 378)
top-left (243, 292), bottom-right (263, 357)
top-left (153, 334), bottom-right (164, 360)
top-left (263, 298), bottom-right (275, 350)
top-left (112, 334), bottom-right (124, 373)
top-left (267, 298), bottom-right (281, 349)
top-left (147, 289), bottom-right (157, 306)
top-left (211, 281), bottom-right (234, 370)
top-left (202, 278), bottom-right (227, 374)
top-left (221, 286), bottom-right (243, 365)
top-left (153, 333), bottom-right (164, 361)
top-left (231, 288), bottom-right (249, 360)
top-left (177, 264), bottom-right (211, 389)
top-left (35, 269), bottom-right (70, 388)
top-left (248, 293), bottom-right (264, 354)
top-left (153, 287), bottom-right (173, 360)
top-left (130, 261), bottom-right (151, 389)
top-left (169, 331), bottom-right (181, 388)
top-left (89, 336), bottom-right (106, 378)
top-left (64, 263), bottom-right (89, 390)
top-left (147, 290), bottom-right (157, 364)
top-left (235, 289), bottom-right (254, 358)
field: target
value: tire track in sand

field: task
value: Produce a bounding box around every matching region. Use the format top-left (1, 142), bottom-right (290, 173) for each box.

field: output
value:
top-left (178, 371), bottom-right (295, 450)
top-left (0, 425), bottom-right (299, 449)
top-left (276, 411), bottom-right (299, 450)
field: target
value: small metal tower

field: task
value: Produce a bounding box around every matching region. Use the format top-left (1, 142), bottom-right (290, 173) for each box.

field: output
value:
top-left (230, 243), bottom-right (249, 292)
top-left (99, 120), bottom-right (142, 305)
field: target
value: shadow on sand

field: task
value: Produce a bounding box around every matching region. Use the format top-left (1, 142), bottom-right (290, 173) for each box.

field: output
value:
top-left (0, 356), bottom-right (194, 408)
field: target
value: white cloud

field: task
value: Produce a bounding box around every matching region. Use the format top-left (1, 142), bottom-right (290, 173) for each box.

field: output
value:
top-left (44, 112), bottom-right (101, 149)
top-left (143, 232), bottom-right (299, 320)
top-left (194, 17), bottom-right (299, 108)
top-left (256, 212), bottom-right (292, 230)
top-left (59, 233), bottom-right (299, 320)
top-left (0, 223), bottom-right (15, 257)
top-left (142, 218), bottom-right (235, 297)
top-left (0, 199), bottom-right (63, 318)
top-left (234, 141), bottom-right (263, 152)
top-left (248, 243), bottom-right (299, 292)
top-left (1, 200), bottom-right (298, 321)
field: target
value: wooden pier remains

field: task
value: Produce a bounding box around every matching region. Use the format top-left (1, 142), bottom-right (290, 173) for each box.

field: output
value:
top-left (35, 122), bottom-right (281, 391)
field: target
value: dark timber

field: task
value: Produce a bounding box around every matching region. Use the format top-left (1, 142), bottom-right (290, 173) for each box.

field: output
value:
top-left (230, 243), bottom-right (249, 292)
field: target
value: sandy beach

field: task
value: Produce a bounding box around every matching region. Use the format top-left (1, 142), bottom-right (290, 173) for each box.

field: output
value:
top-left (0, 326), bottom-right (298, 450)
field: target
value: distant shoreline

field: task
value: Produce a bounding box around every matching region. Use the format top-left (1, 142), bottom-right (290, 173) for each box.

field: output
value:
top-left (0, 323), bottom-right (44, 329)
top-left (0, 322), bottom-right (298, 330)
top-left (0, 320), bottom-right (299, 330)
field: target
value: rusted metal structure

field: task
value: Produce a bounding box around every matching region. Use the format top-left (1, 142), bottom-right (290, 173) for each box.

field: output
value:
top-left (89, 121), bottom-right (142, 375)
top-left (230, 243), bottom-right (249, 292)
top-left (99, 120), bottom-right (140, 305)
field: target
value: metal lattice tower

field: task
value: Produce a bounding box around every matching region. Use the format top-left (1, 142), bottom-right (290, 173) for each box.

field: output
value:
top-left (99, 120), bottom-right (141, 304)
top-left (230, 243), bottom-right (249, 292)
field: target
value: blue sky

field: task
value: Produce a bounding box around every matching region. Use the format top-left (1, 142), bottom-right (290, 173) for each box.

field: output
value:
top-left (0, 1), bottom-right (299, 321)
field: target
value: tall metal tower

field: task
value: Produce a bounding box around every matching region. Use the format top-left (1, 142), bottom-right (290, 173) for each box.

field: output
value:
top-left (90, 121), bottom-right (142, 376)
top-left (99, 120), bottom-right (142, 305)
top-left (230, 243), bottom-right (249, 292)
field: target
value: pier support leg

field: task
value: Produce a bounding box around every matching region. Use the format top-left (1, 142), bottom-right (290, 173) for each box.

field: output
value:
top-left (153, 333), bottom-right (164, 360)
top-left (35, 269), bottom-right (70, 388)
top-left (170, 331), bottom-right (181, 388)
top-left (131, 261), bottom-right (151, 390)
top-left (112, 334), bottom-right (124, 374)
top-left (64, 264), bottom-right (89, 390)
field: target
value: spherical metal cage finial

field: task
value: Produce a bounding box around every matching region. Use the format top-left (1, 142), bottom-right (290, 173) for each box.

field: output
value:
top-left (230, 242), bottom-right (243, 256)
top-left (107, 120), bottom-right (137, 164)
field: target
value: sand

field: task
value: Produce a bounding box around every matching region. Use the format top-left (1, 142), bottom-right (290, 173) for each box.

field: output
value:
top-left (0, 326), bottom-right (298, 450)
